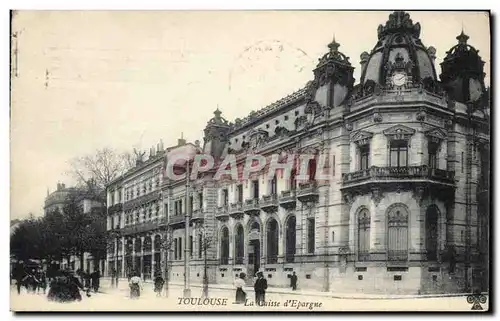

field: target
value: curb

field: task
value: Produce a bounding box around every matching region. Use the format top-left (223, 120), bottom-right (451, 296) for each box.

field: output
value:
top-left (99, 281), bottom-right (485, 300)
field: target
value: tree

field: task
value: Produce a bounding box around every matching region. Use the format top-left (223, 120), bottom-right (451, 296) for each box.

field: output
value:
top-left (67, 148), bottom-right (136, 190)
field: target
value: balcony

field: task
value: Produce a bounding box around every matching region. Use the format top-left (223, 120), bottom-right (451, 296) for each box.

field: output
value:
top-left (387, 250), bottom-right (408, 262)
top-left (342, 166), bottom-right (455, 187)
top-left (168, 214), bottom-right (185, 226)
top-left (296, 182), bottom-right (319, 202)
top-left (229, 203), bottom-right (244, 218)
top-left (108, 203), bottom-right (123, 215)
top-left (244, 198), bottom-right (260, 215)
top-left (260, 194), bottom-right (278, 213)
top-left (357, 251), bottom-right (370, 262)
top-left (215, 205), bottom-right (229, 221)
top-left (191, 208), bottom-right (204, 223)
top-left (119, 219), bottom-right (161, 236)
top-left (279, 190), bottom-right (296, 209)
top-left (234, 256), bottom-right (244, 265)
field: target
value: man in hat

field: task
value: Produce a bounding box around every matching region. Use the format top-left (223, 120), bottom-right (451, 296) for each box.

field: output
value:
top-left (253, 271), bottom-right (267, 306)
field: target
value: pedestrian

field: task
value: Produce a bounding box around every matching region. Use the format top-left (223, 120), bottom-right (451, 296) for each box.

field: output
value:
top-left (91, 269), bottom-right (100, 293)
top-left (37, 270), bottom-right (48, 294)
top-left (110, 268), bottom-right (116, 288)
top-left (115, 269), bottom-right (119, 288)
top-left (253, 272), bottom-right (267, 306)
top-left (22, 269), bottom-right (39, 294)
top-left (129, 271), bottom-right (143, 299)
top-left (14, 265), bottom-right (24, 295)
top-left (290, 272), bottom-right (298, 291)
top-left (84, 269), bottom-right (91, 289)
top-left (47, 270), bottom-right (86, 303)
top-left (233, 272), bottom-right (247, 304)
top-left (153, 272), bottom-right (164, 297)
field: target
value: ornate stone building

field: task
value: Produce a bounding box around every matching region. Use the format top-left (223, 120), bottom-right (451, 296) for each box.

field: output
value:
top-left (106, 11), bottom-right (490, 294)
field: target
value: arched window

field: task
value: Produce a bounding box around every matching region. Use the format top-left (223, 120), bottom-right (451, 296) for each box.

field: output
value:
top-left (220, 227), bottom-right (229, 265)
top-left (267, 218), bottom-right (279, 264)
top-left (235, 225), bottom-right (244, 264)
top-left (285, 216), bottom-right (296, 263)
top-left (358, 208), bottom-right (371, 261)
top-left (154, 235), bottom-right (162, 252)
top-left (426, 206), bottom-right (439, 261)
top-left (144, 236), bottom-right (152, 253)
top-left (387, 204), bottom-right (409, 261)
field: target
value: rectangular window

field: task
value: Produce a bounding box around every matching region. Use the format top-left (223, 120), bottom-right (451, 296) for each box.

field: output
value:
top-left (307, 218), bottom-right (315, 254)
top-left (359, 145), bottom-right (370, 170)
top-left (270, 175), bottom-right (277, 195)
top-left (332, 231), bottom-right (335, 243)
top-left (180, 199), bottom-right (183, 215)
top-left (252, 180), bottom-right (259, 199)
top-left (174, 239), bottom-right (178, 260)
top-left (189, 196), bottom-right (193, 213)
top-left (290, 170), bottom-right (297, 191)
top-left (111, 193), bottom-right (115, 205)
top-left (198, 234), bottom-right (203, 258)
top-left (237, 185), bottom-right (243, 203)
top-left (390, 141), bottom-right (408, 167)
top-left (461, 152), bottom-right (464, 173)
top-left (198, 192), bottom-right (203, 210)
top-left (428, 142), bottom-right (438, 169)
top-left (178, 237), bottom-right (182, 260)
top-left (223, 189), bottom-right (229, 206)
top-left (190, 236), bottom-right (193, 258)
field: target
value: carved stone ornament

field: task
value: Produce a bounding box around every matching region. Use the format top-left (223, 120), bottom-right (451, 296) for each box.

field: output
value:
top-left (385, 52), bottom-right (414, 75)
top-left (371, 188), bottom-right (383, 206)
top-left (246, 129), bottom-right (269, 151)
top-left (274, 126), bottom-right (291, 138)
top-left (444, 118), bottom-right (454, 130)
top-left (343, 193), bottom-right (356, 207)
top-left (351, 130), bottom-right (374, 146)
top-left (345, 121), bottom-right (353, 131)
top-left (383, 124), bottom-right (416, 141)
top-left (294, 115), bottom-right (309, 130)
top-left (416, 108), bottom-right (426, 121)
top-left (304, 100), bottom-right (322, 116)
top-left (425, 127), bottom-right (447, 144)
top-left (377, 11), bottom-right (421, 40)
top-left (373, 111), bottom-right (383, 123)
top-left (412, 187), bottom-right (426, 206)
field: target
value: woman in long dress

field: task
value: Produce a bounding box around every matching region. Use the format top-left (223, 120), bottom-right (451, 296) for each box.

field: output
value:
top-left (129, 272), bottom-right (143, 299)
top-left (234, 272), bottom-right (247, 304)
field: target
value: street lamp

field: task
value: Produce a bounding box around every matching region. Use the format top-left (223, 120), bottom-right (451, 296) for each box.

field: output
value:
top-left (195, 222), bottom-right (213, 298)
top-left (160, 226), bottom-right (174, 297)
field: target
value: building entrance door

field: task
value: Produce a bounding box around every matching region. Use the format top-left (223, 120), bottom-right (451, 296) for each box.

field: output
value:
top-left (247, 239), bottom-right (260, 279)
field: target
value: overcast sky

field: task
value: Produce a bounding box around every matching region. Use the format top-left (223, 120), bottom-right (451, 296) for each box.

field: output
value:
top-left (10, 11), bottom-right (490, 219)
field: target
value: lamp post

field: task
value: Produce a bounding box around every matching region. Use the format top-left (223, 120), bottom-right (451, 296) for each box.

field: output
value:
top-left (196, 222), bottom-right (213, 298)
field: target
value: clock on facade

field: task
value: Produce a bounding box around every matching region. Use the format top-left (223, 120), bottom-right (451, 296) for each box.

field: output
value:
top-left (391, 72), bottom-right (407, 87)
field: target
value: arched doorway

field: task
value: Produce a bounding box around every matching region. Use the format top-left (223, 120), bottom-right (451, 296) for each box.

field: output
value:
top-left (143, 236), bottom-right (152, 280)
top-left (285, 216), bottom-right (296, 263)
top-left (267, 218), bottom-right (279, 264)
top-left (247, 222), bottom-right (261, 278)
top-left (425, 205), bottom-right (439, 261)
top-left (234, 225), bottom-right (244, 264)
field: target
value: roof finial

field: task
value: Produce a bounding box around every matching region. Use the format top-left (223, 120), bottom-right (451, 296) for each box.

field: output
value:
top-left (328, 34), bottom-right (340, 53)
top-left (457, 27), bottom-right (469, 45)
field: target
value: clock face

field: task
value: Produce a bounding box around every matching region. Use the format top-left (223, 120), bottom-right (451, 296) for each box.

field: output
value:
top-left (392, 72), bottom-right (407, 87)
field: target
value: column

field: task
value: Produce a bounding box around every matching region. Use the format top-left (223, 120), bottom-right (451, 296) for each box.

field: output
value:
top-left (132, 238), bottom-right (136, 273)
top-left (141, 236), bottom-right (145, 279)
top-left (114, 237), bottom-right (118, 276)
top-left (151, 234), bottom-right (155, 279)
top-left (121, 237), bottom-right (125, 278)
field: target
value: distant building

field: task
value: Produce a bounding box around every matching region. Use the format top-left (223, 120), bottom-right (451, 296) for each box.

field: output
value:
top-left (44, 182), bottom-right (106, 272)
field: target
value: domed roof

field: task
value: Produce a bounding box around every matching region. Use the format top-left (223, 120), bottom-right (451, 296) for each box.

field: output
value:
top-left (360, 11), bottom-right (437, 86)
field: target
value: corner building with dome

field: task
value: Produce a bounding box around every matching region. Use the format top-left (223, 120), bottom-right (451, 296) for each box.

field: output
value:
top-left (105, 11), bottom-right (490, 295)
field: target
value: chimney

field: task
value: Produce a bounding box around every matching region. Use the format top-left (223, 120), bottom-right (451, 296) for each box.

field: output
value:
top-left (178, 133), bottom-right (186, 146)
top-left (159, 139), bottom-right (164, 151)
top-left (195, 140), bottom-right (200, 148)
top-left (57, 183), bottom-right (61, 191)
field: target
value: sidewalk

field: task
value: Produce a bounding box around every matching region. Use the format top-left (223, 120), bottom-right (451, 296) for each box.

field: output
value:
top-left (99, 277), bottom-right (478, 300)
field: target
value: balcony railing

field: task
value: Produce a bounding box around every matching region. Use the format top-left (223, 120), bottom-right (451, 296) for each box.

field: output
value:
top-left (260, 194), bottom-right (278, 212)
top-left (279, 190), bottom-right (296, 209)
top-left (168, 214), bottom-right (185, 225)
top-left (120, 219), bottom-right (161, 236)
top-left (285, 254), bottom-right (295, 263)
top-left (219, 257), bottom-right (229, 265)
top-left (215, 205), bottom-right (229, 220)
top-left (244, 198), bottom-right (260, 215)
top-left (387, 250), bottom-right (408, 262)
top-left (357, 251), bottom-right (370, 262)
top-left (191, 208), bottom-right (204, 222)
top-left (342, 165), bottom-right (456, 186)
top-left (229, 202), bottom-right (244, 217)
top-left (234, 256), bottom-right (244, 265)
top-left (108, 203), bottom-right (123, 214)
top-left (267, 255), bottom-right (278, 264)
top-left (297, 182), bottom-right (319, 202)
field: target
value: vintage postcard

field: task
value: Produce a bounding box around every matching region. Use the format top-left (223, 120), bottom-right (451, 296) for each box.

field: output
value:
top-left (10, 10), bottom-right (491, 312)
